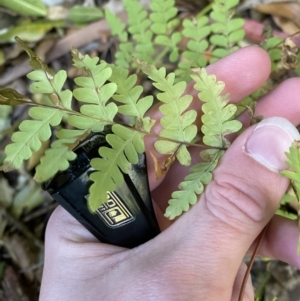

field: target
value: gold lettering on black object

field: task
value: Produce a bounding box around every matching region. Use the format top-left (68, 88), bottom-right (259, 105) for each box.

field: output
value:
top-left (95, 192), bottom-right (134, 228)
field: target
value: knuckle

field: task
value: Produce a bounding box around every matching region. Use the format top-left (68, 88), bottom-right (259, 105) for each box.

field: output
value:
top-left (203, 175), bottom-right (267, 229)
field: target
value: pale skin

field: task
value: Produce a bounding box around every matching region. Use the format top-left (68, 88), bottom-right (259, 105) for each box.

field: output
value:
top-left (40, 46), bottom-right (300, 301)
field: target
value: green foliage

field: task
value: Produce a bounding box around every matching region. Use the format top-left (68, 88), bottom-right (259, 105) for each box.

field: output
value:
top-left (0, 0), bottom-right (47, 17)
top-left (165, 67), bottom-right (242, 218)
top-left (0, 20), bottom-right (64, 44)
top-left (165, 151), bottom-right (223, 219)
top-left (68, 5), bottom-right (103, 23)
top-left (89, 125), bottom-right (145, 211)
top-left (150, 0), bottom-right (181, 62)
top-left (281, 142), bottom-right (300, 254)
top-left (0, 107), bottom-right (63, 172)
top-left (71, 48), bottom-right (118, 130)
top-left (276, 193), bottom-right (297, 220)
top-left (104, 8), bottom-right (133, 68)
top-left (209, 0), bottom-right (244, 62)
top-left (123, 0), bottom-right (154, 63)
top-left (139, 61), bottom-right (197, 166)
top-left (0, 55), bottom-right (72, 172)
top-left (176, 16), bottom-right (211, 82)
top-left (191, 68), bottom-right (242, 148)
top-left (4, 0), bottom-right (297, 226)
top-left (109, 65), bottom-right (155, 131)
top-left (261, 36), bottom-right (283, 71)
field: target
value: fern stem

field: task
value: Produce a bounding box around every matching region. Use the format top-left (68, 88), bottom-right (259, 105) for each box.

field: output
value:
top-left (196, 3), bottom-right (213, 19)
top-left (6, 99), bottom-right (226, 151)
top-left (153, 47), bottom-right (170, 66)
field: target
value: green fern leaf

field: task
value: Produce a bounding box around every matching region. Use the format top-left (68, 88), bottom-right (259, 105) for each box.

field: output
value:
top-left (176, 16), bottom-right (211, 82)
top-left (123, 0), bottom-right (154, 63)
top-left (1, 108), bottom-right (63, 171)
top-left (71, 49), bottom-right (118, 131)
top-left (209, 0), bottom-right (244, 63)
top-left (139, 61), bottom-right (197, 165)
top-left (281, 141), bottom-right (300, 254)
top-left (104, 8), bottom-right (127, 42)
top-left (28, 69), bottom-right (72, 109)
top-left (88, 124), bottom-right (145, 211)
top-left (104, 8), bottom-right (133, 68)
top-left (110, 65), bottom-right (155, 131)
top-left (150, 0), bottom-right (181, 62)
top-left (191, 68), bottom-right (242, 148)
top-left (165, 150), bottom-right (223, 219)
top-left (261, 36), bottom-right (283, 71)
top-left (34, 139), bottom-right (77, 182)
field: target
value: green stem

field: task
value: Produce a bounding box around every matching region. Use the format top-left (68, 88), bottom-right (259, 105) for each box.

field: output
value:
top-left (196, 3), bottom-right (213, 19)
top-left (153, 46), bottom-right (170, 66)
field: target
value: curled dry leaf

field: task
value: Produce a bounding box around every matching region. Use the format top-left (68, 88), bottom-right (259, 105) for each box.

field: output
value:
top-left (282, 36), bottom-right (299, 70)
top-left (149, 151), bottom-right (175, 180)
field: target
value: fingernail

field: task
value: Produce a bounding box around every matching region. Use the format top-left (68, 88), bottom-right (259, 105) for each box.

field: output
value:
top-left (245, 117), bottom-right (300, 172)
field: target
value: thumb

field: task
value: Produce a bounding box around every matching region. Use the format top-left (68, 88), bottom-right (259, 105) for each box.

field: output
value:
top-left (156, 117), bottom-right (300, 299)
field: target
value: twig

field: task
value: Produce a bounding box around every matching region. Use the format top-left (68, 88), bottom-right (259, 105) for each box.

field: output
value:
top-left (238, 221), bottom-right (271, 301)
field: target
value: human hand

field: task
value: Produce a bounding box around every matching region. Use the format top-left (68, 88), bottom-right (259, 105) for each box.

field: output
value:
top-left (39, 46), bottom-right (300, 301)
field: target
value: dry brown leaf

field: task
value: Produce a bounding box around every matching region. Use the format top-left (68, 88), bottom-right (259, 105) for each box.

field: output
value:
top-left (254, 3), bottom-right (300, 27)
top-left (281, 35), bottom-right (299, 69)
top-left (273, 15), bottom-right (300, 35)
top-left (149, 151), bottom-right (175, 180)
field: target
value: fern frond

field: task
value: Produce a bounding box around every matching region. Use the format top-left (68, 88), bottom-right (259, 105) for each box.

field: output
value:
top-left (71, 48), bottom-right (118, 131)
top-left (34, 139), bottom-right (77, 182)
top-left (176, 16), bottom-right (211, 82)
top-left (110, 65), bottom-right (155, 131)
top-left (1, 107), bottom-right (63, 172)
top-left (34, 128), bottom-right (88, 182)
top-left (209, 0), bottom-right (244, 63)
top-left (281, 141), bottom-right (300, 254)
top-left (88, 124), bottom-right (145, 211)
top-left (0, 59), bottom-right (72, 171)
top-left (165, 150), bottom-right (223, 219)
top-left (104, 8), bottom-right (133, 68)
top-left (150, 0), bottom-right (181, 62)
top-left (261, 36), bottom-right (283, 71)
top-left (191, 68), bottom-right (242, 148)
top-left (139, 61), bottom-right (197, 166)
top-left (123, 0), bottom-right (154, 63)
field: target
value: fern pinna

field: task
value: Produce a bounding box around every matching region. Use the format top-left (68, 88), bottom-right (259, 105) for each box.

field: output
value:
top-left (165, 68), bottom-right (242, 219)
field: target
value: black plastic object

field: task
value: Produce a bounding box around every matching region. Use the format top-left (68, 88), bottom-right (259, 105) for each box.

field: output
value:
top-left (42, 127), bottom-right (160, 248)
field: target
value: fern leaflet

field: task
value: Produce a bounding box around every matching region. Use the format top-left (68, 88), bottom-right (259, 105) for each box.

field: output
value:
top-left (281, 141), bottom-right (300, 255)
top-left (70, 48), bottom-right (118, 131)
top-left (139, 61), bottom-right (197, 166)
top-left (191, 68), bottom-right (242, 148)
top-left (104, 8), bottom-right (133, 68)
top-left (150, 0), bottom-right (181, 62)
top-left (123, 0), bottom-right (154, 63)
top-left (176, 16), bottom-right (211, 82)
top-left (88, 124), bottom-right (145, 211)
top-left (261, 36), bottom-right (283, 71)
top-left (165, 150), bottom-right (223, 219)
top-left (110, 65), bottom-right (155, 131)
top-left (209, 0), bottom-right (244, 62)
top-left (35, 140), bottom-right (77, 182)
top-left (0, 63), bottom-right (72, 171)
top-left (35, 49), bottom-right (118, 181)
